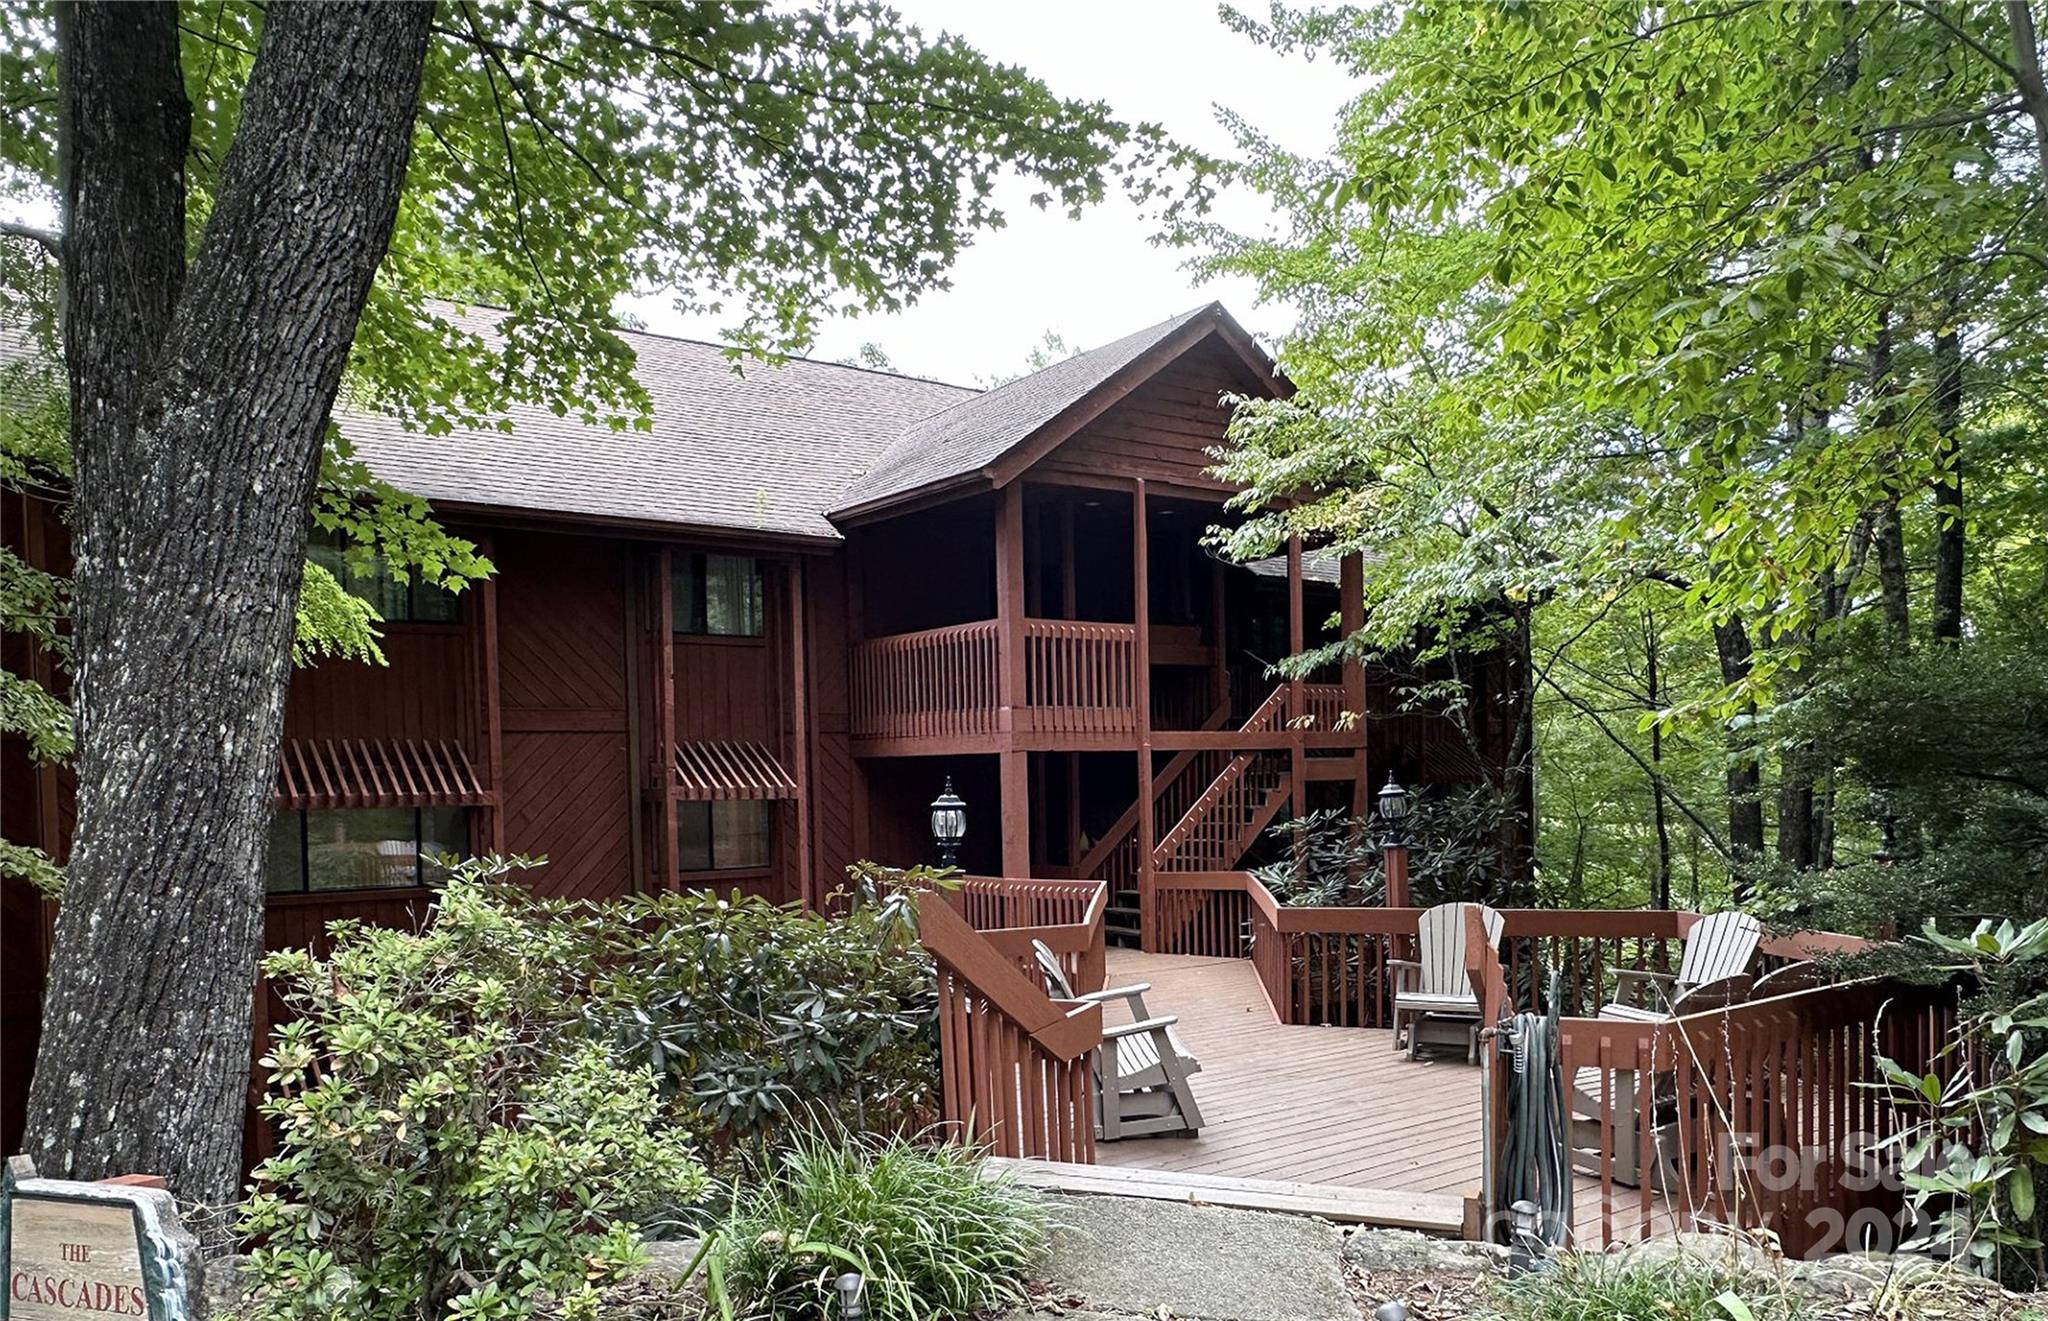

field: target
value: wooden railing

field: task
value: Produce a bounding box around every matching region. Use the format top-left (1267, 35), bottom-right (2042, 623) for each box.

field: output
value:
top-left (1022, 620), bottom-right (1137, 733)
top-left (851, 620), bottom-right (999, 741)
top-left (1153, 687), bottom-right (1293, 873)
top-left (945, 875), bottom-right (1108, 995)
top-left (918, 893), bottom-right (1103, 1163)
top-left (1301, 682), bottom-right (1349, 730)
top-left (1546, 975), bottom-right (1951, 1254)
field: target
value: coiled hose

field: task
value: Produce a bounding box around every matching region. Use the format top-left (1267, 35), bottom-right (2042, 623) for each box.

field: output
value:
top-left (1498, 971), bottom-right (1570, 1248)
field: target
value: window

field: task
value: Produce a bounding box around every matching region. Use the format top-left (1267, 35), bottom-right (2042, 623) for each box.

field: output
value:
top-left (266, 806), bottom-right (470, 893)
top-left (677, 799), bottom-right (772, 872)
top-left (309, 531), bottom-right (459, 624)
top-left (673, 553), bottom-right (764, 637)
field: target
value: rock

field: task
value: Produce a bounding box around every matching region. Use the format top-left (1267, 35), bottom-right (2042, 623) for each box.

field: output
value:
top-left (633, 1238), bottom-right (708, 1310)
top-left (1607, 1229), bottom-right (1777, 1278)
top-left (1785, 1250), bottom-right (1953, 1303)
top-left (636, 1237), bottom-right (706, 1282)
top-left (1340, 1228), bottom-right (1506, 1275)
top-left (1035, 1193), bottom-right (1353, 1321)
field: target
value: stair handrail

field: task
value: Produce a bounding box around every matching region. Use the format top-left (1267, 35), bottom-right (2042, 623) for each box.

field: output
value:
top-left (1152, 688), bottom-right (1294, 865)
top-left (1067, 700), bottom-right (1234, 881)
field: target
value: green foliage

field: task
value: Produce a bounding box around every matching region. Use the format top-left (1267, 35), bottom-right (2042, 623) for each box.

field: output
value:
top-left (1761, 631), bottom-right (2048, 931)
top-left (711, 1131), bottom-right (1045, 1321)
top-left (236, 859), bottom-right (957, 1319)
top-left (239, 859), bottom-right (706, 1321)
top-left (585, 866), bottom-right (941, 1154)
top-left (1191, 1), bottom-right (2048, 924)
top-left (1255, 786), bottom-right (1525, 907)
top-left (1872, 918), bottom-right (2048, 1285)
top-left (1484, 1250), bottom-right (1808, 1321)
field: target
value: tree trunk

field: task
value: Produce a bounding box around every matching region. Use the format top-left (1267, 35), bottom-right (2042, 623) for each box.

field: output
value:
top-left (1870, 312), bottom-right (1911, 640)
top-left (1712, 614), bottom-right (1766, 898)
top-left (1644, 608), bottom-right (1672, 909)
top-left (27, 1), bottom-right (434, 1218)
top-left (1931, 313), bottom-right (1965, 640)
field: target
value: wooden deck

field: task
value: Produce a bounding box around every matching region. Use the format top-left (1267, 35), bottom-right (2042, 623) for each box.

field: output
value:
top-left (1092, 950), bottom-right (1486, 1195)
top-left (1090, 949), bottom-right (1680, 1243)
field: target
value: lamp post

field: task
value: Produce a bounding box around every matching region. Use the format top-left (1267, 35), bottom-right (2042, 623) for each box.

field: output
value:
top-left (1378, 773), bottom-right (1411, 913)
top-left (930, 777), bottom-right (966, 870)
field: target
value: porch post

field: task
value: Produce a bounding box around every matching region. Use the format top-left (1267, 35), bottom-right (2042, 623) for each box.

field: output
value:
top-left (1340, 550), bottom-right (1367, 889)
top-left (1134, 479), bottom-right (1156, 949)
top-left (477, 532), bottom-right (505, 855)
top-left (1340, 550), bottom-right (1368, 814)
top-left (996, 482), bottom-right (1030, 877)
top-left (1286, 535), bottom-right (1306, 865)
top-left (1209, 550), bottom-right (1228, 715)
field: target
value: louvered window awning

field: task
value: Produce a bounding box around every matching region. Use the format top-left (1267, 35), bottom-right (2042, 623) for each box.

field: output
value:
top-left (672, 740), bottom-right (798, 800)
top-left (276, 738), bottom-right (490, 809)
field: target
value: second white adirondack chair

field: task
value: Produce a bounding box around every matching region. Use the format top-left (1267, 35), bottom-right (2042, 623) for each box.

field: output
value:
top-left (1600, 911), bottom-right (1762, 1021)
top-left (1033, 940), bottom-right (1205, 1140)
top-left (1390, 902), bottom-right (1506, 1062)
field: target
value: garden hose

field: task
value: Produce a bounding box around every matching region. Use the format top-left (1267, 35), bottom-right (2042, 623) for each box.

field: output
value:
top-left (1498, 971), bottom-right (1571, 1250)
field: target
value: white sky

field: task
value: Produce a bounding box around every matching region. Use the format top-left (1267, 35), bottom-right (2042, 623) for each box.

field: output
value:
top-left (620, 0), bottom-right (1357, 384)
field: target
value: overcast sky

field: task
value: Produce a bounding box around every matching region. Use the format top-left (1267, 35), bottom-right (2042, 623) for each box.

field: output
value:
top-left (620, 0), bottom-right (1357, 385)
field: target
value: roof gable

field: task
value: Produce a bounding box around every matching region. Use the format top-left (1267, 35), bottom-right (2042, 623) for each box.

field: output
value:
top-left (829, 303), bottom-right (1281, 521)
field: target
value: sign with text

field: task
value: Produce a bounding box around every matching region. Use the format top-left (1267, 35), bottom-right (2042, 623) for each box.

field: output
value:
top-left (1, 1158), bottom-right (199, 1321)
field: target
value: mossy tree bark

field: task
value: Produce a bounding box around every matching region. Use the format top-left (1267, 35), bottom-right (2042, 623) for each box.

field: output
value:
top-left (26, 1), bottom-right (433, 1216)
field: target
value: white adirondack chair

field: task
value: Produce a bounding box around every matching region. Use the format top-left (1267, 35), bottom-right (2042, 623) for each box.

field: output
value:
top-left (1599, 911), bottom-right (1762, 1021)
top-left (1389, 902), bottom-right (1505, 1062)
top-left (1032, 941), bottom-right (1204, 1140)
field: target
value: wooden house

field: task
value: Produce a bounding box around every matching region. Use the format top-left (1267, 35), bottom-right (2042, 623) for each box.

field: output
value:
top-left (0, 303), bottom-right (1530, 1155)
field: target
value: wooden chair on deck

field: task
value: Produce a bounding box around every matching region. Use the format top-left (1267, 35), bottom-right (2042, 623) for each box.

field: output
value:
top-left (1032, 940), bottom-right (1204, 1140)
top-left (1569, 972), bottom-right (1754, 1190)
top-left (1600, 911), bottom-right (1762, 1021)
top-left (1390, 902), bottom-right (1506, 1062)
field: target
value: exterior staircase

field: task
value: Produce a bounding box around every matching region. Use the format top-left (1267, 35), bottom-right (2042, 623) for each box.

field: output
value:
top-left (1072, 687), bottom-right (1299, 945)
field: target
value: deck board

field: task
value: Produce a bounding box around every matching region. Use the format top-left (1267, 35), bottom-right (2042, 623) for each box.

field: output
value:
top-left (1089, 949), bottom-right (1680, 1243)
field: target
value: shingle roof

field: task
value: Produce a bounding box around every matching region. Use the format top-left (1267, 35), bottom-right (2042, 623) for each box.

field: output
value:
top-left (332, 308), bottom-right (977, 543)
top-left (830, 304), bottom-right (1226, 518)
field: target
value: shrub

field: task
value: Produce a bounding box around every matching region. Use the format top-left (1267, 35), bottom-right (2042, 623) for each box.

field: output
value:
top-left (237, 858), bottom-right (947, 1319)
top-left (239, 868), bottom-right (706, 1321)
top-left (588, 863), bottom-right (940, 1157)
top-left (711, 1132), bottom-right (1045, 1321)
top-left (1871, 917), bottom-right (2048, 1287)
top-left (1484, 1252), bottom-right (1808, 1321)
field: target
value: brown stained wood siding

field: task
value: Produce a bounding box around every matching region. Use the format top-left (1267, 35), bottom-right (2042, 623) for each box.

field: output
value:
top-left (493, 531), bottom-right (634, 900)
top-left (1035, 341), bottom-right (1257, 490)
top-left (674, 637), bottom-right (776, 743)
top-left (282, 628), bottom-right (473, 743)
top-left (803, 555), bottom-right (859, 902)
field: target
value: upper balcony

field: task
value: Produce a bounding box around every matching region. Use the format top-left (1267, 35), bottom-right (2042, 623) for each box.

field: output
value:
top-left (851, 617), bottom-right (1139, 747)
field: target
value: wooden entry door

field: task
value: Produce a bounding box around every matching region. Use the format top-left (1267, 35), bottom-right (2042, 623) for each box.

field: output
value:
top-left (493, 531), bottom-right (635, 900)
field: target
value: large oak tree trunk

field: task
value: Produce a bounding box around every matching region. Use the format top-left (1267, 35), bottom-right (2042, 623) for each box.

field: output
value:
top-left (27, 1), bottom-right (433, 1217)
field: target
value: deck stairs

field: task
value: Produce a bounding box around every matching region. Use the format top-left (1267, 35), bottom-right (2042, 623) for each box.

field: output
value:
top-left (1076, 687), bottom-right (1298, 945)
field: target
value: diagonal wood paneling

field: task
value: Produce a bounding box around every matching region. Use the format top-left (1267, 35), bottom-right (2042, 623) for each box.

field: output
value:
top-left (501, 731), bottom-right (631, 900)
top-left (495, 532), bottom-right (628, 713)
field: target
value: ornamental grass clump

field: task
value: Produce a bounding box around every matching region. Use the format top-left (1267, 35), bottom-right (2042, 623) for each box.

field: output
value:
top-left (712, 1131), bottom-right (1046, 1321)
top-left (1484, 1250), bottom-right (1809, 1321)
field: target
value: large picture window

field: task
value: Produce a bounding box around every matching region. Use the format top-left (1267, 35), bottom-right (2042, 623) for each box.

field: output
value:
top-left (309, 531), bottom-right (459, 624)
top-left (676, 799), bottom-right (772, 872)
top-left (266, 806), bottom-right (470, 893)
top-left (673, 553), bottom-right (764, 637)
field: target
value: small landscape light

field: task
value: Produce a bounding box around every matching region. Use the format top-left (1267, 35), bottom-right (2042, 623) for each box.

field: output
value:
top-left (835, 1271), bottom-right (865, 1321)
top-left (930, 776), bottom-right (966, 869)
